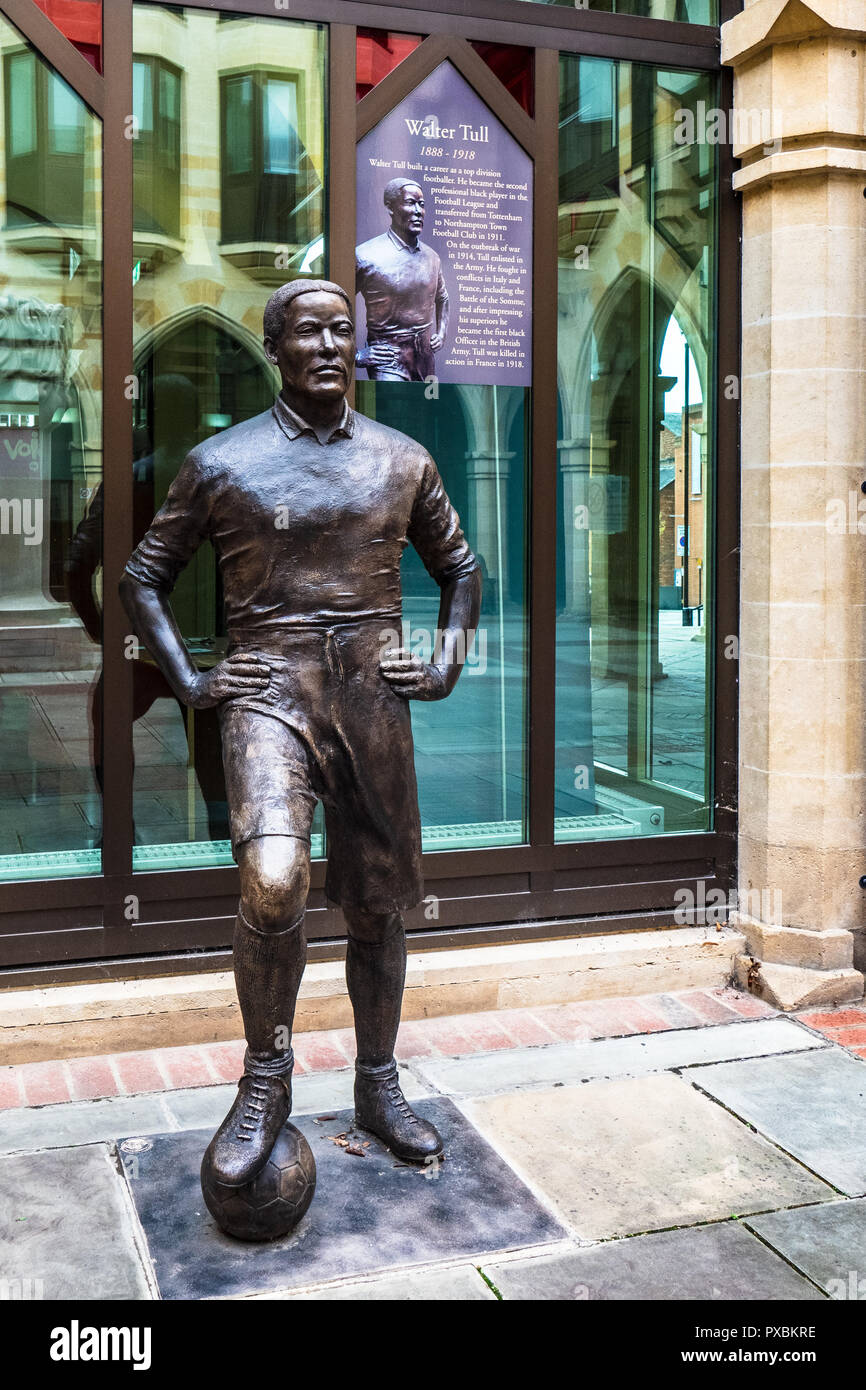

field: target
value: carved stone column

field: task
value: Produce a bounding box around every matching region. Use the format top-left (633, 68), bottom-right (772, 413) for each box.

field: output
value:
top-left (723, 0), bottom-right (866, 1008)
top-left (464, 450), bottom-right (513, 596)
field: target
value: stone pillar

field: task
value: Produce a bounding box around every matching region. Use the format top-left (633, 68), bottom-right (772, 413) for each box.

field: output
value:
top-left (465, 450), bottom-right (513, 596)
top-left (558, 438), bottom-right (591, 621)
top-left (722, 0), bottom-right (866, 1009)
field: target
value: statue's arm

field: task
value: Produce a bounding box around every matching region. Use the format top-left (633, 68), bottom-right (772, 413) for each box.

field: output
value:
top-left (119, 573), bottom-right (270, 711)
top-left (429, 563), bottom-right (481, 695)
top-left (119, 571), bottom-right (200, 703)
top-left (119, 452), bottom-right (269, 709)
top-left (380, 455), bottom-right (481, 702)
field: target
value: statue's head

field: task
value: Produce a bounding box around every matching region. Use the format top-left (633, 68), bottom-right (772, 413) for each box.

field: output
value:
top-left (384, 178), bottom-right (425, 240)
top-left (263, 280), bottom-right (354, 403)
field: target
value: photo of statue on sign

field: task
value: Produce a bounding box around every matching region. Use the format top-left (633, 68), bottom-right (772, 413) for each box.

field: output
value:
top-left (356, 62), bottom-right (533, 387)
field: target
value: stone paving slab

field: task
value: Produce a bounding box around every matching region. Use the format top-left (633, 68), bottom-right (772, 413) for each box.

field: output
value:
top-left (120, 1098), bottom-right (566, 1300)
top-left (746, 1199), bottom-right (866, 1297)
top-left (244, 1264), bottom-right (497, 1300)
top-left (410, 1018), bottom-right (821, 1098)
top-left (686, 1048), bottom-right (866, 1195)
top-left (481, 1222), bottom-right (826, 1301)
top-left (0, 1145), bottom-right (152, 1300)
top-left (463, 1074), bottom-right (835, 1240)
top-left (0, 1069), bottom-right (430, 1156)
top-left (0, 1092), bottom-right (175, 1155)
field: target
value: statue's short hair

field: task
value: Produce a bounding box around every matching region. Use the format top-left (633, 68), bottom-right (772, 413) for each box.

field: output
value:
top-left (263, 279), bottom-right (352, 342)
top-left (383, 177), bottom-right (423, 211)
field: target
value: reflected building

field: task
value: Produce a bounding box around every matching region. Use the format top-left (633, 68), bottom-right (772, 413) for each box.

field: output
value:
top-left (0, 17), bottom-right (102, 870)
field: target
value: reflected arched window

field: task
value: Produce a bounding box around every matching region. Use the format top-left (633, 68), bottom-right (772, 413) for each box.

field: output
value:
top-left (133, 314), bottom-right (277, 646)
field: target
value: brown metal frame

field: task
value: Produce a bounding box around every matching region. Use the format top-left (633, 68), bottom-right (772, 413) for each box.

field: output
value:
top-left (0, 0), bottom-right (741, 983)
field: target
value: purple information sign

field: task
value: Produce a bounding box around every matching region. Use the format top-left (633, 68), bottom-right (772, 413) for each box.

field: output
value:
top-left (356, 61), bottom-right (532, 388)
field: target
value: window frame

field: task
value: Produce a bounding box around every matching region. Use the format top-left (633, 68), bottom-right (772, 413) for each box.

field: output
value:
top-left (0, 0), bottom-right (740, 985)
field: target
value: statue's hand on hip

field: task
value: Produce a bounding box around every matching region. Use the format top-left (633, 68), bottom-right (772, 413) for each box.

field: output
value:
top-left (356, 344), bottom-right (399, 371)
top-left (379, 648), bottom-right (448, 702)
top-left (185, 655), bottom-right (271, 710)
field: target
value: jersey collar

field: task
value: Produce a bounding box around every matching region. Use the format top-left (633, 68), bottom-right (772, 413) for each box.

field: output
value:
top-left (387, 227), bottom-right (421, 255)
top-left (273, 395), bottom-right (355, 443)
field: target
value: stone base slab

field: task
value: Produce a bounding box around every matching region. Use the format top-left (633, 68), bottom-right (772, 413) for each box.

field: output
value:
top-left (120, 1098), bottom-right (565, 1300)
top-left (0, 926), bottom-right (746, 1063)
top-left (737, 919), bottom-right (855, 971)
top-left (734, 955), bottom-right (864, 1012)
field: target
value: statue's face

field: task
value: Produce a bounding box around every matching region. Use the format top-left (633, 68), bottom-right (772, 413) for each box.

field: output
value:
top-left (390, 184), bottom-right (425, 239)
top-left (265, 291), bottom-right (355, 401)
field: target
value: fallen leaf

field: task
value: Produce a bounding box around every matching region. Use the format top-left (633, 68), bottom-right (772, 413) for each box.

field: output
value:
top-left (345, 1143), bottom-right (367, 1157)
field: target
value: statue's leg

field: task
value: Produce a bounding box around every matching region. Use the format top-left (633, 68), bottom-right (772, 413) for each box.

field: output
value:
top-left (344, 906), bottom-right (406, 1065)
top-left (206, 834), bottom-right (309, 1187)
top-left (236, 834), bottom-right (309, 1073)
top-left (344, 904), bottom-right (443, 1163)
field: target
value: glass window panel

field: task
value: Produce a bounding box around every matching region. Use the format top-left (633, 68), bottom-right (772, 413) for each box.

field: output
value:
top-left (218, 27), bottom-right (325, 253)
top-left (160, 64), bottom-right (179, 123)
top-left (133, 56), bottom-right (180, 238)
top-left (8, 53), bottom-right (36, 158)
top-left (263, 78), bottom-right (299, 175)
top-left (131, 5), bottom-right (326, 872)
top-left (224, 74), bottom-right (252, 175)
top-left (555, 55), bottom-right (717, 842)
top-left (357, 383), bottom-right (528, 850)
top-left (49, 73), bottom-right (85, 154)
top-left (513, 0), bottom-right (715, 22)
top-left (577, 56), bottom-right (614, 125)
top-left (157, 66), bottom-right (180, 168)
top-left (356, 29), bottom-right (422, 102)
top-left (355, 30), bottom-right (535, 117)
top-left (34, 0), bottom-right (102, 72)
top-left (0, 16), bottom-right (102, 882)
top-left (133, 60), bottom-right (152, 134)
top-left (470, 42), bottom-right (534, 117)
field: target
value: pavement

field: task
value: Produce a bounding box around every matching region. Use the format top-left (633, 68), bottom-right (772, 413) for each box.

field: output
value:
top-left (2, 985), bottom-right (866, 1302)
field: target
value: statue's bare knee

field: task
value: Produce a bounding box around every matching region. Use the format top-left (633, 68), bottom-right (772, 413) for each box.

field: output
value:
top-left (238, 835), bottom-right (310, 932)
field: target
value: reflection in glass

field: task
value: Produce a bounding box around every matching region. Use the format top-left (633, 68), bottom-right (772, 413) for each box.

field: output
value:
top-left (133, 56), bottom-right (181, 240)
top-left (356, 30), bottom-right (423, 102)
top-left (515, 0), bottom-right (715, 21)
top-left (33, 0), bottom-right (102, 72)
top-left (357, 382), bottom-right (528, 849)
top-left (0, 15), bottom-right (102, 880)
top-left (131, 5), bottom-right (326, 871)
top-left (556, 56), bottom-right (716, 841)
top-left (219, 64), bottom-right (324, 263)
top-left (355, 29), bottom-right (535, 118)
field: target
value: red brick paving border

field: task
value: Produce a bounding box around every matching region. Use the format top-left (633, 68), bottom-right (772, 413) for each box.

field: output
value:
top-left (0, 985), bottom-right (778, 1112)
top-left (798, 1002), bottom-right (866, 1062)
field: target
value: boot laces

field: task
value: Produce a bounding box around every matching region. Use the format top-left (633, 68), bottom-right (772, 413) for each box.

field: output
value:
top-left (384, 1074), bottom-right (418, 1125)
top-left (236, 1079), bottom-right (270, 1141)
